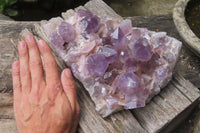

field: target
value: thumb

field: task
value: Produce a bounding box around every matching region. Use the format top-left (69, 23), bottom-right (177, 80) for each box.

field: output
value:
top-left (61, 68), bottom-right (77, 111)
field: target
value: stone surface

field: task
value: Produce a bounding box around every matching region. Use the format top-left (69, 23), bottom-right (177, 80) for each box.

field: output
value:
top-left (173, 0), bottom-right (200, 57)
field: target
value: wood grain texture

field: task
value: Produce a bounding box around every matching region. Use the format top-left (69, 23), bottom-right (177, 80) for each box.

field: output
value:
top-left (132, 74), bottom-right (199, 133)
top-left (0, 20), bottom-right (38, 92)
top-left (0, 14), bottom-right (12, 21)
top-left (0, 0), bottom-right (199, 133)
top-left (0, 119), bottom-right (17, 133)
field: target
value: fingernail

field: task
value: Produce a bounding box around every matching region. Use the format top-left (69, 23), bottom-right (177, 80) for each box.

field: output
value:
top-left (25, 34), bottom-right (34, 42)
top-left (65, 69), bottom-right (72, 78)
top-left (19, 42), bottom-right (25, 49)
top-left (38, 40), bottom-right (45, 47)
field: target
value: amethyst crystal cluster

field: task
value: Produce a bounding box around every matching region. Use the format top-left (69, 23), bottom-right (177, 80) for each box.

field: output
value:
top-left (42, 9), bottom-right (182, 117)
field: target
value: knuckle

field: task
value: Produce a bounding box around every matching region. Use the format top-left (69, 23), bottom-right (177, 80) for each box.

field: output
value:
top-left (20, 69), bottom-right (27, 77)
top-left (28, 42), bottom-right (36, 49)
top-left (44, 60), bottom-right (57, 69)
top-left (63, 80), bottom-right (76, 89)
top-left (19, 50), bottom-right (28, 58)
top-left (30, 60), bottom-right (43, 68)
top-left (13, 83), bottom-right (21, 89)
top-left (48, 84), bottom-right (61, 91)
top-left (12, 69), bottom-right (20, 76)
top-left (47, 84), bottom-right (61, 99)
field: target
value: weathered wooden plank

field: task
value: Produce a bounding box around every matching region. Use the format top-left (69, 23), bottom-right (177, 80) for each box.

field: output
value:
top-left (0, 20), bottom-right (38, 93)
top-left (132, 74), bottom-right (199, 133)
top-left (0, 119), bottom-right (17, 133)
top-left (172, 73), bottom-right (200, 102)
top-left (0, 0), bottom-right (199, 133)
top-left (0, 14), bottom-right (12, 21)
top-left (0, 106), bottom-right (14, 119)
top-left (84, 0), bottom-right (122, 20)
top-left (159, 83), bottom-right (191, 111)
top-left (0, 93), bottom-right (14, 120)
top-left (0, 93), bottom-right (13, 107)
top-left (161, 99), bottom-right (199, 133)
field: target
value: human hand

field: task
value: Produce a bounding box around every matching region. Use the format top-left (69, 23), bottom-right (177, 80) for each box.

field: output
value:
top-left (12, 34), bottom-right (80, 133)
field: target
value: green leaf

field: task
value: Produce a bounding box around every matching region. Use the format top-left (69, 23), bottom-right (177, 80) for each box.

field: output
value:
top-left (5, 8), bottom-right (18, 16)
top-left (8, 0), bottom-right (17, 6)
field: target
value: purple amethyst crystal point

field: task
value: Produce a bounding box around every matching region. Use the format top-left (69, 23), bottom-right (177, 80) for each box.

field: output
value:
top-left (151, 32), bottom-right (168, 49)
top-left (124, 89), bottom-right (148, 109)
top-left (50, 31), bottom-right (64, 48)
top-left (131, 38), bottom-right (152, 62)
top-left (155, 65), bottom-right (168, 81)
top-left (120, 19), bottom-right (132, 36)
top-left (93, 83), bottom-right (107, 97)
top-left (77, 9), bottom-right (94, 18)
top-left (131, 28), bottom-right (148, 44)
top-left (86, 54), bottom-right (109, 77)
top-left (99, 46), bottom-right (118, 63)
top-left (125, 58), bottom-right (140, 72)
top-left (106, 96), bottom-right (119, 108)
top-left (58, 22), bottom-right (75, 42)
top-left (110, 27), bottom-right (125, 49)
top-left (102, 36), bottom-right (112, 45)
top-left (118, 72), bottom-right (140, 95)
top-left (79, 12), bottom-right (99, 34)
top-left (119, 49), bottom-right (130, 63)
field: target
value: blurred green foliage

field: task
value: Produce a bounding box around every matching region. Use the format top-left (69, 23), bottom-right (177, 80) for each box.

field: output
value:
top-left (0, 0), bottom-right (18, 16)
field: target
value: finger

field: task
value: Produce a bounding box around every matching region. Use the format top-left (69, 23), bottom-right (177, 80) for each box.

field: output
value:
top-left (37, 40), bottom-right (60, 85)
top-left (12, 61), bottom-right (21, 98)
top-left (18, 41), bottom-right (31, 93)
top-left (12, 61), bottom-right (21, 112)
top-left (25, 34), bottom-right (44, 90)
top-left (61, 69), bottom-right (77, 112)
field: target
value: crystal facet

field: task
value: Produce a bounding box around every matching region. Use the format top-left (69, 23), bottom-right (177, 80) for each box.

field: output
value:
top-left (118, 72), bottom-right (139, 95)
top-left (58, 22), bottom-right (75, 42)
top-left (86, 54), bottom-right (109, 77)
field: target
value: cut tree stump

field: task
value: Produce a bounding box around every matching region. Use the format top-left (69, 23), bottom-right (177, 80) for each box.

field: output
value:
top-left (0, 0), bottom-right (200, 133)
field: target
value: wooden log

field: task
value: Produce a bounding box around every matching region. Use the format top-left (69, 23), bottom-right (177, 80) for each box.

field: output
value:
top-left (0, 0), bottom-right (199, 133)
